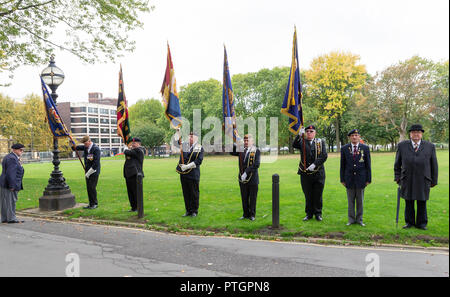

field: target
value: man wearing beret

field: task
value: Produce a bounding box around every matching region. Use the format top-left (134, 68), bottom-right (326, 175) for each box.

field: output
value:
top-left (73, 136), bottom-right (101, 209)
top-left (293, 125), bottom-right (328, 221)
top-left (394, 124), bottom-right (438, 230)
top-left (0, 143), bottom-right (25, 223)
top-left (176, 131), bottom-right (204, 217)
top-left (123, 137), bottom-right (145, 212)
top-left (340, 129), bottom-right (371, 226)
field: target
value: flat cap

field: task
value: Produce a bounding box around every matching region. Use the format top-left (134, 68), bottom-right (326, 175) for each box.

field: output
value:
top-left (408, 124), bottom-right (424, 132)
top-left (347, 129), bottom-right (360, 136)
top-left (11, 143), bottom-right (25, 149)
top-left (305, 125), bottom-right (316, 131)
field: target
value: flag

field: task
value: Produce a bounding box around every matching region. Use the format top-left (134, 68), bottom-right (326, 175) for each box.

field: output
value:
top-left (117, 65), bottom-right (131, 144)
top-left (41, 77), bottom-right (75, 146)
top-left (161, 43), bottom-right (182, 129)
top-left (280, 27), bottom-right (303, 134)
top-left (222, 45), bottom-right (240, 142)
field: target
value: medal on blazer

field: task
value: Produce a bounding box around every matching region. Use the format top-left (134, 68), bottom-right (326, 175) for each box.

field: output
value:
top-left (87, 154), bottom-right (94, 161)
top-left (240, 147), bottom-right (256, 184)
top-left (359, 149), bottom-right (364, 162)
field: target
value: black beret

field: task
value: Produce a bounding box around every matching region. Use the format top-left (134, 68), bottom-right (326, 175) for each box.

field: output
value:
top-left (11, 143), bottom-right (25, 149)
top-left (131, 137), bottom-right (141, 143)
top-left (408, 124), bottom-right (424, 132)
top-left (305, 125), bottom-right (316, 131)
top-left (347, 129), bottom-right (360, 136)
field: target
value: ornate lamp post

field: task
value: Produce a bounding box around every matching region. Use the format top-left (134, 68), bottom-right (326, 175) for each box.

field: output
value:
top-left (39, 55), bottom-right (76, 211)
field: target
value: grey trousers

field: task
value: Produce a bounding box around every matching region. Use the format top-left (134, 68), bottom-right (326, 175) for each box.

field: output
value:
top-left (0, 187), bottom-right (18, 222)
top-left (347, 188), bottom-right (364, 223)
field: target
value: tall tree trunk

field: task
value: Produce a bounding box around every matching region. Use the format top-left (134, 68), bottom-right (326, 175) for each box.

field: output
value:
top-left (335, 118), bottom-right (341, 152)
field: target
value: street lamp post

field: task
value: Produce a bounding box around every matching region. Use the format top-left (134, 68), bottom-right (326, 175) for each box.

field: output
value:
top-left (29, 123), bottom-right (33, 159)
top-left (39, 55), bottom-right (76, 211)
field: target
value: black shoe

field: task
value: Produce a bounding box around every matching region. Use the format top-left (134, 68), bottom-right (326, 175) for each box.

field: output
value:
top-left (239, 216), bottom-right (247, 220)
top-left (303, 216), bottom-right (313, 221)
top-left (346, 222), bottom-right (353, 226)
top-left (8, 220), bottom-right (24, 224)
top-left (191, 213), bottom-right (197, 217)
top-left (129, 209), bottom-right (137, 212)
top-left (402, 224), bottom-right (414, 229)
top-left (417, 225), bottom-right (427, 230)
top-left (182, 212), bottom-right (191, 217)
top-left (358, 222), bottom-right (366, 227)
top-left (315, 215), bottom-right (323, 221)
top-left (83, 205), bottom-right (91, 209)
top-left (1, 221), bottom-right (7, 223)
top-left (249, 216), bottom-right (255, 221)
top-left (90, 205), bottom-right (98, 209)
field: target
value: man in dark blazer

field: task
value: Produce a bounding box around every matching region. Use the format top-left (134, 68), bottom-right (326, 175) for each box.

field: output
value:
top-left (176, 131), bottom-right (204, 217)
top-left (73, 136), bottom-right (101, 209)
top-left (230, 134), bottom-right (261, 221)
top-left (340, 129), bottom-right (371, 226)
top-left (394, 124), bottom-right (438, 230)
top-left (123, 137), bottom-right (145, 212)
top-left (0, 143), bottom-right (25, 223)
top-left (293, 125), bottom-right (328, 221)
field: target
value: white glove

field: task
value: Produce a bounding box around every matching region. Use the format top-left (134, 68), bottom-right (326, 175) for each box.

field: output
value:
top-left (85, 168), bottom-right (96, 178)
top-left (186, 162), bottom-right (196, 170)
top-left (241, 172), bottom-right (247, 181)
top-left (306, 164), bottom-right (316, 171)
top-left (299, 127), bottom-right (305, 135)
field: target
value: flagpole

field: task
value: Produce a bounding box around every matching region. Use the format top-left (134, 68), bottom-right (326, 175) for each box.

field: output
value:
top-left (69, 136), bottom-right (85, 171)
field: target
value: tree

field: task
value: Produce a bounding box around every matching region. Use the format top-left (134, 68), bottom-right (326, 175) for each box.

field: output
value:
top-left (306, 52), bottom-right (368, 152)
top-left (368, 56), bottom-right (436, 142)
top-left (0, 0), bottom-right (151, 79)
top-left (133, 122), bottom-right (165, 156)
top-left (429, 60), bottom-right (449, 143)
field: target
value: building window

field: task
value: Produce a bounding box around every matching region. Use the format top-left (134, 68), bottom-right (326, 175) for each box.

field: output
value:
top-left (100, 108), bottom-right (109, 115)
top-left (71, 128), bottom-right (87, 133)
top-left (88, 107), bottom-right (98, 113)
top-left (91, 138), bottom-right (99, 143)
top-left (110, 109), bottom-right (116, 115)
top-left (70, 107), bottom-right (86, 113)
top-left (89, 128), bottom-right (99, 133)
top-left (88, 118), bottom-right (99, 123)
top-left (111, 119), bottom-right (117, 124)
top-left (100, 128), bottom-right (110, 134)
top-left (101, 138), bottom-right (109, 144)
top-left (100, 118), bottom-right (109, 124)
top-left (111, 138), bottom-right (121, 143)
top-left (71, 117), bottom-right (87, 123)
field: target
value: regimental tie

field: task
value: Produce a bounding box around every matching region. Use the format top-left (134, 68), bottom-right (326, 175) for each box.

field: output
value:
top-left (414, 143), bottom-right (419, 152)
top-left (353, 145), bottom-right (357, 159)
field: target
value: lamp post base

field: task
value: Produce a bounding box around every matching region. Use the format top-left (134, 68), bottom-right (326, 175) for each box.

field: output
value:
top-left (39, 188), bottom-right (76, 211)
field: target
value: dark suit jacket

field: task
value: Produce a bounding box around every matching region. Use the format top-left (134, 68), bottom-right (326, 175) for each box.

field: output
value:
top-left (230, 145), bottom-right (261, 185)
top-left (340, 143), bottom-right (371, 189)
top-left (292, 135), bottom-right (328, 182)
top-left (0, 153), bottom-right (24, 191)
top-left (74, 144), bottom-right (101, 176)
top-left (123, 147), bottom-right (145, 178)
top-left (394, 140), bottom-right (438, 201)
top-left (177, 143), bottom-right (204, 181)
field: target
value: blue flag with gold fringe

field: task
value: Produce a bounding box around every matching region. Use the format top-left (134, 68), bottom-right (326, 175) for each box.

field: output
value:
top-left (41, 77), bottom-right (75, 146)
top-left (280, 27), bottom-right (303, 134)
top-left (161, 43), bottom-right (182, 129)
top-left (222, 45), bottom-right (240, 142)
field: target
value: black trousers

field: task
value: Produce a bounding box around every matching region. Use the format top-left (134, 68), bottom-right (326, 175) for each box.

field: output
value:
top-left (126, 176), bottom-right (137, 210)
top-left (300, 175), bottom-right (324, 217)
top-left (86, 174), bottom-right (99, 206)
top-left (180, 176), bottom-right (199, 214)
top-left (239, 183), bottom-right (258, 218)
top-left (405, 200), bottom-right (428, 227)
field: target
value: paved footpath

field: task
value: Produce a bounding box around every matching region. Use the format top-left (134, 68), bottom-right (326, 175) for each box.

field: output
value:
top-left (0, 217), bottom-right (448, 277)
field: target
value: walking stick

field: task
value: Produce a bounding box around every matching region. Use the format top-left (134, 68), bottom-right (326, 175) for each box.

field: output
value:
top-left (396, 186), bottom-right (401, 228)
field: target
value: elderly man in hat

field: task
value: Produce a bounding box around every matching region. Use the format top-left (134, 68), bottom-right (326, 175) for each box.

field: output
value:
top-left (176, 131), bottom-right (204, 217)
top-left (394, 124), bottom-right (438, 230)
top-left (293, 125), bottom-right (328, 221)
top-left (340, 129), bottom-right (371, 226)
top-left (123, 137), bottom-right (145, 212)
top-left (230, 134), bottom-right (261, 221)
top-left (73, 136), bottom-right (101, 209)
top-left (0, 143), bottom-right (25, 223)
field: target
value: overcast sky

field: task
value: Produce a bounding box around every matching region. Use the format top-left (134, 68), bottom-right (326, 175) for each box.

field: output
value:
top-left (1, 0), bottom-right (449, 105)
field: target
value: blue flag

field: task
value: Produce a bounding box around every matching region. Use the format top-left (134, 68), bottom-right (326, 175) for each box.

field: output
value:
top-left (41, 77), bottom-right (75, 146)
top-left (161, 44), bottom-right (182, 129)
top-left (280, 27), bottom-right (303, 134)
top-left (222, 46), bottom-right (240, 142)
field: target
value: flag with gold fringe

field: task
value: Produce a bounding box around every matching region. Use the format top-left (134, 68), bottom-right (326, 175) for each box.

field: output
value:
top-left (280, 27), bottom-right (303, 134)
top-left (161, 43), bottom-right (182, 129)
top-left (222, 45), bottom-right (240, 143)
top-left (117, 65), bottom-right (131, 145)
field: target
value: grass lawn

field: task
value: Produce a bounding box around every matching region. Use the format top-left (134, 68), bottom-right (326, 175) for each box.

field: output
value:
top-left (17, 150), bottom-right (449, 247)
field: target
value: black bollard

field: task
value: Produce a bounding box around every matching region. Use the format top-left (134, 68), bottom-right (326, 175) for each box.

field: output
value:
top-left (137, 172), bottom-right (144, 219)
top-left (272, 174), bottom-right (280, 229)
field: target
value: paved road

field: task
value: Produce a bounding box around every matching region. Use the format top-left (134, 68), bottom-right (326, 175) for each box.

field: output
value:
top-left (0, 217), bottom-right (448, 277)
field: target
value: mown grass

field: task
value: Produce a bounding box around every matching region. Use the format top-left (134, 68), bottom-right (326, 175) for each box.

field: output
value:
top-left (17, 150), bottom-right (449, 246)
